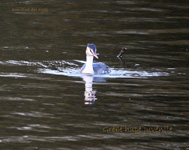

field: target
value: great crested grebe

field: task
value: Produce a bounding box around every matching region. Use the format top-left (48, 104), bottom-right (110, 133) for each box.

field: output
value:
top-left (81, 44), bottom-right (111, 75)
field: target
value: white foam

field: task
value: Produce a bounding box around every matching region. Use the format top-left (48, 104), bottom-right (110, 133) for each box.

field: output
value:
top-left (38, 68), bottom-right (169, 79)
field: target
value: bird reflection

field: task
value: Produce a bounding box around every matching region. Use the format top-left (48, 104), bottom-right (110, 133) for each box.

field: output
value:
top-left (82, 75), bottom-right (106, 105)
top-left (82, 75), bottom-right (96, 104)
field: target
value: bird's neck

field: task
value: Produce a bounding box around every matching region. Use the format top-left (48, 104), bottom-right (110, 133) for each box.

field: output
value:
top-left (83, 55), bottom-right (94, 74)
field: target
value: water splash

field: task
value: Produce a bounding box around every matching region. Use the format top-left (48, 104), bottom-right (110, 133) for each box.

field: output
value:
top-left (38, 67), bottom-right (169, 79)
top-left (0, 60), bottom-right (169, 79)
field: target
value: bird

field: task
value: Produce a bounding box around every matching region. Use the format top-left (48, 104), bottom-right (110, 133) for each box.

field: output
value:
top-left (80, 44), bottom-right (111, 75)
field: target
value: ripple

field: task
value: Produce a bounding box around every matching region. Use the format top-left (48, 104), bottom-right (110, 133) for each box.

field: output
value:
top-left (0, 97), bottom-right (35, 101)
top-left (0, 60), bottom-right (78, 68)
top-left (0, 72), bottom-right (52, 81)
top-left (0, 60), bottom-right (46, 67)
top-left (12, 111), bottom-right (56, 119)
top-left (0, 73), bottom-right (26, 78)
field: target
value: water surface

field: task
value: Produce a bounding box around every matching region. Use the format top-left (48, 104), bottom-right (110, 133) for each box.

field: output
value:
top-left (0, 0), bottom-right (189, 149)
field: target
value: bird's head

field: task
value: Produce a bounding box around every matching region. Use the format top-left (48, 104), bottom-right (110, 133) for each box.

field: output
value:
top-left (86, 43), bottom-right (99, 59)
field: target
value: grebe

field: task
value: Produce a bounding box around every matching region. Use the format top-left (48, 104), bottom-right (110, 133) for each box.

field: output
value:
top-left (81, 44), bottom-right (111, 75)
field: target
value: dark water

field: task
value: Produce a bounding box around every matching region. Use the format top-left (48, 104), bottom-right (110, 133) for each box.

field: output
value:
top-left (0, 0), bottom-right (189, 149)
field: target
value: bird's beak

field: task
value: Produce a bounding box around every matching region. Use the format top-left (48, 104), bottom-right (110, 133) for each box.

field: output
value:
top-left (92, 52), bottom-right (99, 59)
